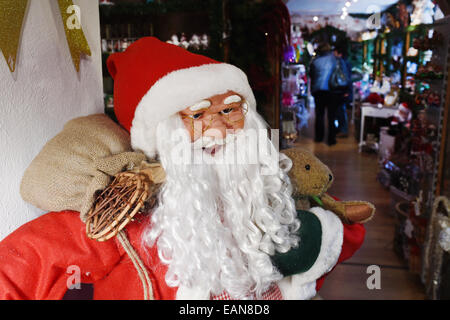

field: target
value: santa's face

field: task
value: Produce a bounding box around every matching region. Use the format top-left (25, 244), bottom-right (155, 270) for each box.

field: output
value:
top-left (143, 92), bottom-right (299, 299)
top-left (179, 91), bottom-right (246, 155)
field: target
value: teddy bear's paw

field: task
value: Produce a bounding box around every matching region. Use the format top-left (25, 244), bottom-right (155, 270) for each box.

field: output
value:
top-left (343, 201), bottom-right (375, 224)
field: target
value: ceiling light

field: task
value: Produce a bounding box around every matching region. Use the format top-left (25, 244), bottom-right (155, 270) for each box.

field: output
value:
top-left (345, 1), bottom-right (351, 7)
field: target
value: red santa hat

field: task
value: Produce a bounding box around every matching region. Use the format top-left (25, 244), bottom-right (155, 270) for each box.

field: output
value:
top-left (398, 102), bottom-right (410, 112)
top-left (107, 37), bottom-right (256, 158)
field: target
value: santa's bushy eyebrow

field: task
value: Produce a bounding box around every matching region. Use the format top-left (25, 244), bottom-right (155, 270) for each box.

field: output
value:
top-left (189, 100), bottom-right (211, 112)
top-left (223, 95), bottom-right (242, 105)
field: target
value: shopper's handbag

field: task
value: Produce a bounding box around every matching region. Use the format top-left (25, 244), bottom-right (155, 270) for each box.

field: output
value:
top-left (329, 58), bottom-right (349, 93)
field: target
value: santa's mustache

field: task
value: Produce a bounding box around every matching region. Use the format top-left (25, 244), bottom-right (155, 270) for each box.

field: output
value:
top-left (191, 132), bottom-right (239, 150)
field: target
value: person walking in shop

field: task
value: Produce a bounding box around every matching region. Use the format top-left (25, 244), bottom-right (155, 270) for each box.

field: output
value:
top-left (309, 42), bottom-right (339, 146)
top-left (333, 43), bottom-right (352, 138)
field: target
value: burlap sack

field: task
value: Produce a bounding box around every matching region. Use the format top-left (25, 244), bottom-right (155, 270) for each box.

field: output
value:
top-left (20, 114), bottom-right (147, 222)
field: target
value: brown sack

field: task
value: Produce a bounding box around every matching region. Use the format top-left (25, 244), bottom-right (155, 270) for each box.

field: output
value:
top-left (20, 114), bottom-right (147, 222)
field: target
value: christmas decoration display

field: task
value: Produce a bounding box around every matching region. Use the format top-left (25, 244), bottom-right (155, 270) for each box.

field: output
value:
top-left (283, 45), bottom-right (297, 64)
top-left (416, 62), bottom-right (444, 79)
top-left (384, 86), bottom-right (400, 107)
top-left (166, 33), bottom-right (210, 51)
top-left (0, 37), bottom-right (367, 300)
top-left (365, 92), bottom-right (384, 105)
top-left (422, 196), bottom-right (450, 299)
top-left (102, 38), bottom-right (137, 54)
top-left (412, 31), bottom-right (444, 50)
top-left (280, 62), bottom-right (308, 144)
top-left (414, 89), bottom-right (441, 108)
top-left (370, 76), bottom-right (391, 95)
top-left (0, 0), bottom-right (91, 73)
top-left (290, 14), bottom-right (367, 41)
top-left (391, 102), bottom-right (412, 127)
top-left (324, 0), bottom-right (449, 298)
top-left (411, 0), bottom-right (439, 26)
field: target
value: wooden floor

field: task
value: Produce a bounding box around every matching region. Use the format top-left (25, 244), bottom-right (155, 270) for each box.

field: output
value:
top-left (292, 124), bottom-right (426, 300)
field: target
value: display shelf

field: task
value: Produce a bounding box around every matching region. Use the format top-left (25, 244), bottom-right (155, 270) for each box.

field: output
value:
top-left (99, 1), bottom-right (224, 122)
top-left (280, 62), bottom-right (308, 146)
top-left (424, 19), bottom-right (449, 212)
top-left (419, 16), bottom-right (450, 300)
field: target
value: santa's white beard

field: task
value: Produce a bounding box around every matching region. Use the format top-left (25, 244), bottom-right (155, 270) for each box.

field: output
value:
top-left (142, 109), bottom-right (300, 299)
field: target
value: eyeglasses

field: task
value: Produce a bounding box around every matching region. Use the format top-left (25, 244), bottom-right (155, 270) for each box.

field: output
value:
top-left (181, 101), bottom-right (249, 133)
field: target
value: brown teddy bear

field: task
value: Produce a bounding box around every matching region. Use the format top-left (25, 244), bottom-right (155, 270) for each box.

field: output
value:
top-left (281, 147), bottom-right (375, 224)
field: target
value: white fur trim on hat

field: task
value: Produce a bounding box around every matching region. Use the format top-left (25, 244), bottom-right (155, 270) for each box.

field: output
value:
top-left (131, 63), bottom-right (256, 159)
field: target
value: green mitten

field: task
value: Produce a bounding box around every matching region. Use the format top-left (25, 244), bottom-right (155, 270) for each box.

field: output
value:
top-left (271, 210), bottom-right (322, 277)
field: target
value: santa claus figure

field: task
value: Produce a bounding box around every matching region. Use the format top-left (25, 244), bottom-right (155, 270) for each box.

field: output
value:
top-left (391, 102), bottom-right (412, 128)
top-left (0, 37), bottom-right (364, 300)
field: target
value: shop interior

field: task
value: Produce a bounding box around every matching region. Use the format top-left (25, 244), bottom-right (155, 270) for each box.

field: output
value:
top-left (98, 0), bottom-right (450, 299)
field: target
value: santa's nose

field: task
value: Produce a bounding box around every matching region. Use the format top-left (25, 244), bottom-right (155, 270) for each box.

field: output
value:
top-left (203, 126), bottom-right (227, 141)
top-left (203, 117), bottom-right (229, 140)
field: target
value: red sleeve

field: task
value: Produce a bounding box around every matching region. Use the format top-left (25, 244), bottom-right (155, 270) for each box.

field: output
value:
top-left (0, 211), bottom-right (121, 300)
top-left (315, 223), bottom-right (366, 291)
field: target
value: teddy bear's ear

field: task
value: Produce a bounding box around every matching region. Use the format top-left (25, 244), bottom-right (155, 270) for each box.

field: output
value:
top-left (279, 152), bottom-right (293, 172)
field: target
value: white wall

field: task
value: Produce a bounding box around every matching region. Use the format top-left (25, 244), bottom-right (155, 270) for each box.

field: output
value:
top-left (0, 0), bottom-right (103, 240)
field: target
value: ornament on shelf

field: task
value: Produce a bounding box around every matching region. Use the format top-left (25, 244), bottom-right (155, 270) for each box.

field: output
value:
top-left (101, 38), bottom-right (138, 54)
top-left (414, 89), bottom-right (441, 108)
top-left (384, 86), bottom-right (399, 107)
top-left (413, 31), bottom-right (444, 51)
top-left (99, 0), bottom-right (114, 5)
top-left (439, 225), bottom-right (450, 252)
top-left (189, 34), bottom-right (201, 51)
top-left (370, 76), bottom-right (391, 95)
top-left (200, 34), bottom-right (209, 50)
top-left (417, 62), bottom-right (443, 79)
top-left (102, 39), bottom-right (108, 53)
top-left (411, 0), bottom-right (436, 25)
top-left (166, 34), bottom-right (210, 51)
top-left (121, 39), bottom-right (129, 52)
top-left (365, 92), bottom-right (384, 105)
top-left (179, 33), bottom-right (189, 49)
top-left (167, 35), bottom-right (180, 46)
top-left (407, 47), bottom-right (419, 57)
top-left (397, 3), bottom-right (409, 28)
top-left (282, 92), bottom-right (294, 107)
top-left (281, 109), bottom-right (298, 143)
top-left (283, 45), bottom-right (296, 63)
top-left (391, 103), bottom-right (412, 128)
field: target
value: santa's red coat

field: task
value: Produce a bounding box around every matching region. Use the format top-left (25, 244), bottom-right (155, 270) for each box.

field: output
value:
top-left (0, 210), bottom-right (364, 299)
